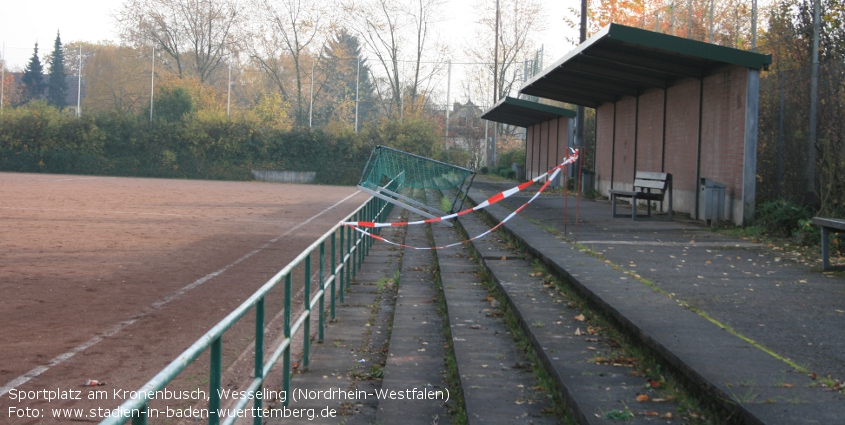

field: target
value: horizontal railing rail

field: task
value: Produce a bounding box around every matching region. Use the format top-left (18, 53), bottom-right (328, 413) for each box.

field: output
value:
top-left (101, 186), bottom-right (396, 425)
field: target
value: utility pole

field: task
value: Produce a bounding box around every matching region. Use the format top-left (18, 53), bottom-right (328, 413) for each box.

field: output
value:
top-left (670, 2), bottom-right (675, 35)
top-left (708, 0), bottom-right (715, 43)
top-left (1, 42), bottom-right (5, 114)
top-left (150, 46), bottom-right (155, 124)
top-left (445, 60), bottom-right (451, 144)
top-left (355, 57), bottom-right (360, 132)
top-left (77, 45), bottom-right (82, 117)
top-left (491, 0), bottom-right (500, 167)
top-left (751, 0), bottom-right (757, 51)
top-left (227, 59), bottom-right (231, 118)
top-left (575, 0), bottom-right (587, 177)
top-left (688, 0), bottom-right (693, 39)
top-left (309, 60), bottom-right (315, 127)
top-left (808, 0), bottom-right (820, 195)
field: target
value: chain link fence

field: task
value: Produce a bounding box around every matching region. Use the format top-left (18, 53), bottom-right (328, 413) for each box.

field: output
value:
top-left (758, 60), bottom-right (845, 216)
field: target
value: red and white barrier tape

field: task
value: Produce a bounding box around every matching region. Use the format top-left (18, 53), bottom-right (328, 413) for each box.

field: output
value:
top-left (345, 149), bottom-right (578, 250)
top-left (342, 149), bottom-right (579, 229)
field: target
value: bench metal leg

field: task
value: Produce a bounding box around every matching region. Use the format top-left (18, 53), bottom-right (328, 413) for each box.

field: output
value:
top-left (611, 193), bottom-right (617, 217)
top-left (822, 226), bottom-right (831, 271)
top-left (665, 179), bottom-right (673, 221)
top-left (631, 196), bottom-right (637, 220)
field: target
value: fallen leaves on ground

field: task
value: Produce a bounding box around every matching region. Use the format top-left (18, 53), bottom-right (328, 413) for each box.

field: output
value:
top-left (591, 356), bottom-right (637, 367)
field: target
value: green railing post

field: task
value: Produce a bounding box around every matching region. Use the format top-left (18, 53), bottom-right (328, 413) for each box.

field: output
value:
top-left (318, 241), bottom-right (325, 343)
top-left (303, 255), bottom-right (311, 369)
top-left (356, 209), bottom-right (363, 275)
top-left (131, 404), bottom-right (147, 425)
top-left (330, 232), bottom-right (336, 319)
top-left (209, 337), bottom-right (222, 425)
top-left (351, 211), bottom-right (358, 280)
top-left (339, 226), bottom-right (346, 303)
top-left (364, 203), bottom-right (371, 255)
top-left (362, 198), bottom-right (378, 252)
top-left (283, 274), bottom-right (291, 406)
top-left (253, 298), bottom-right (265, 425)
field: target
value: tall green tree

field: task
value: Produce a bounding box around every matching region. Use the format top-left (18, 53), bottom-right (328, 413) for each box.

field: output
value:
top-left (47, 31), bottom-right (68, 107)
top-left (21, 43), bottom-right (45, 102)
top-left (313, 30), bottom-right (377, 129)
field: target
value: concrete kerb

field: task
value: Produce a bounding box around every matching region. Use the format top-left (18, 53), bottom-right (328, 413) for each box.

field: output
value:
top-left (462, 184), bottom-right (845, 424)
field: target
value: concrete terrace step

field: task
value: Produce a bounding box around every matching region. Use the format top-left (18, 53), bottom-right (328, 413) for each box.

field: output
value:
top-left (430, 222), bottom-right (559, 425)
top-left (464, 184), bottom-right (845, 425)
top-left (456, 210), bottom-right (683, 424)
top-left (376, 222), bottom-right (452, 425)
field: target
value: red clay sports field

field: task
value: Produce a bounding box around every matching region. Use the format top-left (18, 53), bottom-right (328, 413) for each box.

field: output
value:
top-left (0, 173), bottom-right (369, 423)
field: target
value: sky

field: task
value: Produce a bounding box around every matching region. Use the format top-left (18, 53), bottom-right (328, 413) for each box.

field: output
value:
top-left (1, 0), bottom-right (578, 71)
top-left (2, 1), bottom-right (122, 71)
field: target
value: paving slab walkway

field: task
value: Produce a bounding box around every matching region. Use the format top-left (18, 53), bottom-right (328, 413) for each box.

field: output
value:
top-left (466, 177), bottom-right (845, 425)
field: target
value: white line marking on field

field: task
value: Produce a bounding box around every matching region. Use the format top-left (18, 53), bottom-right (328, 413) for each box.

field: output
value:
top-left (0, 191), bottom-right (361, 398)
top-left (0, 206), bottom-right (318, 224)
top-left (51, 177), bottom-right (100, 182)
top-left (0, 206), bottom-right (188, 217)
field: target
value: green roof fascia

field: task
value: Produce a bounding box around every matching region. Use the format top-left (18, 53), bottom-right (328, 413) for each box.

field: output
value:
top-left (603, 24), bottom-right (772, 71)
top-left (481, 97), bottom-right (576, 127)
top-left (522, 23), bottom-right (772, 92)
top-left (501, 97), bottom-right (576, 118)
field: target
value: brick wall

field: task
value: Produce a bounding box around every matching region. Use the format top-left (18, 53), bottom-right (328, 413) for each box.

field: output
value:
top-left (525, 117), bottom-right (571, 180)
top-left (555, 117), bottom-right (569, 167)
top-left (591, 69), bottom-right (753, 223)
top-left (635, 88), bottom-right (665, 173)
top-left (663, 78), bottom-right (702, 197)
top-left (526, 123), bottom-right (537, 178)
top-left (700, 68), bottom-right (748, 222)
top-left (613, 97), bottom-right (637, 190)
top-left (595, 103), bottom-right (615, 193)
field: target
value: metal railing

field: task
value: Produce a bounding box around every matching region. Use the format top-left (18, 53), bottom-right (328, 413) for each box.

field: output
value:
top-left (101, 190), bottom-right (394, 425)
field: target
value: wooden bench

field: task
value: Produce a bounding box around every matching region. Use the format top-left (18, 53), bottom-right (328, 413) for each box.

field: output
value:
top-left (609, 172), bottom-right (673, 220)
top-left (812, 217), bottom-right (845, 271)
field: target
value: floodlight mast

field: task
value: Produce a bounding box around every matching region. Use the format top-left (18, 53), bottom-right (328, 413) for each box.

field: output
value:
top-left (1, 42), bottom-right (5, 114)
top-left (491, 0), bottom-right (500, 167)
top-left (575, 0), bottom-right (587, 179)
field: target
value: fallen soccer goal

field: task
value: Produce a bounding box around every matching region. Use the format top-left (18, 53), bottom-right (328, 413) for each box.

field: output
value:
top-left (357, 146), bottom-right (476, 226)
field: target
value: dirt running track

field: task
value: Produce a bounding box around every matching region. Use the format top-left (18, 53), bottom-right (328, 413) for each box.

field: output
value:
top-left (0, 173), bottom-right (369, 423)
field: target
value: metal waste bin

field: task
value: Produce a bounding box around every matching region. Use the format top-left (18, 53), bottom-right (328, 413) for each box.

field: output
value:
top-left (699, 178), bottom-right (726, 225)
top-left (581, 169), bottom-right (595, 194)
top-left (512, 163), bottom-right (525, 181)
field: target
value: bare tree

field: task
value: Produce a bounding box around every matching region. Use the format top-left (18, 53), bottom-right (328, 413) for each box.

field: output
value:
top-left (343, 0), bottom-right (446, 118)
top-left (462, 0), bottom-right (545, 145)
top-left (116, 0), bottom-right (241, 83)
top-left (464, 0), bottom-right (545, 106)
top-left (245, 0), bottom-right (331, 126)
